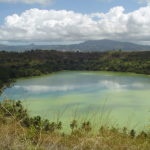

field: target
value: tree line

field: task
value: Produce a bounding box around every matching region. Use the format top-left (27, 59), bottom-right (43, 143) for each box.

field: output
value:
top-left (0, 50), bottom-right (150, 90)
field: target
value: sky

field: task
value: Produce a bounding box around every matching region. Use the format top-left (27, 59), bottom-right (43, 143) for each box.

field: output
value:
top-left (0, 0), bottom-right (150, 45)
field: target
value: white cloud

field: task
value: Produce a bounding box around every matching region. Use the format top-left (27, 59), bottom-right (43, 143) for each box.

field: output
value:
top-left (0, 0), bottom-right (51, 5)
top-left (1, 6), bottom-right (150, 44)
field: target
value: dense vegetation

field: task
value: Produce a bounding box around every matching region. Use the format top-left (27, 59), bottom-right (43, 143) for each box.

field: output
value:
top-left (1, 100), bottom-right (150, 150)
top-left (0, 50), bottom-right (150, 91)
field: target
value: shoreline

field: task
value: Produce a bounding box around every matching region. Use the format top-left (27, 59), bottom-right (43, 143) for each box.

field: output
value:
top-left (0, 71), bottom-right (149, 133)
top-left (1, 70), bottom-right (150, 90)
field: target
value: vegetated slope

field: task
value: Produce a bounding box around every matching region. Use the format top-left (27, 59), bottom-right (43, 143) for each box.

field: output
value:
top-left (0, 100), bottom-right (150, 150)
top-left (0, 50), bottom-right (150, 91)
top-left (1, 39), bottom-right (150, 51)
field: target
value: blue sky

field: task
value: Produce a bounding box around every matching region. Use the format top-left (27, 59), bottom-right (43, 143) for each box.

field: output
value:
top-left (0, 0), bottom-right (147, 22)
top-left (0, 0), bottom-right (150, 45)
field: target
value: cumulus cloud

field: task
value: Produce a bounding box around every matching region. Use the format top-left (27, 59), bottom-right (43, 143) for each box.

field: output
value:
top-left (0, 0), bottom-right (51, 5)
top-left (0, 6), bottom-right (150, 44)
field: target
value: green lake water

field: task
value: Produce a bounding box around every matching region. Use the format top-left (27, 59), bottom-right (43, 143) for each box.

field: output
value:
top-left (1, 71), bottom-right (150, 131)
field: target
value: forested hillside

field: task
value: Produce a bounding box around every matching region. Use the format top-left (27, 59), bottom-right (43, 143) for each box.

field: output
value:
top-left (0, 50), bottom-right (150, 90)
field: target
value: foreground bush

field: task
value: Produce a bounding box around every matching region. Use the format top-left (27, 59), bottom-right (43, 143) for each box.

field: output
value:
top-left (0, 100), bottom-right (150, 150)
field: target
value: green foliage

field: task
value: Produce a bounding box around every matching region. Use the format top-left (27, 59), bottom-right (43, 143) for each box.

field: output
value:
top-left (0, 100), bottom-right (28, 120)
top-left (130, 129), bottom-right (136, 138)
top-left (0, 100), bottom-right (62, 133)
top-left (81, 121), bottom-right (92, 132)
top-left (0, 50), bottom-right (150, 91)
top-left (137, 131), bottom-right (148, 139)
top-left (70, 120), bottom-right (78, 132)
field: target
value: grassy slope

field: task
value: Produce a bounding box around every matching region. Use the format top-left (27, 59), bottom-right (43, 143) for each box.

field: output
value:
top-left (1, 117), bottom-right (150, 150)
top-left (0, 100), bottom-right (150, 150)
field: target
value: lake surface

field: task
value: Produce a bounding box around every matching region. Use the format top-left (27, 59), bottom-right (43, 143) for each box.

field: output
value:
top-left (1, 71), bottom-right (150, 131)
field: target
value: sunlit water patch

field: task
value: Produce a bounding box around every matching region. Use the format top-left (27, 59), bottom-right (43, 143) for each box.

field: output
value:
top-left (0, 71), bottom-right (150, 131)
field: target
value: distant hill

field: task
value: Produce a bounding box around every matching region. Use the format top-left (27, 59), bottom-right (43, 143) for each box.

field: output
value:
top-left (0, 39), bottom-right (150, 51)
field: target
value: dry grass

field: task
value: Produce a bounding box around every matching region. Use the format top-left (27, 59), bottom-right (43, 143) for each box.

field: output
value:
top-left (0, 122), bottom-right (33, 150)
top-left (0, 100), bottom-right (150, 150)
top-left (0, 119), bottom-right (150, 150)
